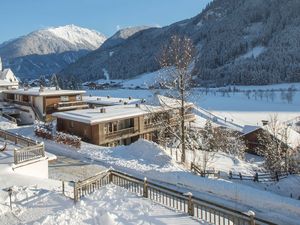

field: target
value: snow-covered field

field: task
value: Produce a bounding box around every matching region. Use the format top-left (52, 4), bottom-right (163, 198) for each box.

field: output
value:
top-left (86, 83), bottom-right (300, 126)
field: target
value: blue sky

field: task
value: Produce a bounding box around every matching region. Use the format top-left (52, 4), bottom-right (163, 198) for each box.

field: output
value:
top-left (0, 0), bottom-right (211, 43)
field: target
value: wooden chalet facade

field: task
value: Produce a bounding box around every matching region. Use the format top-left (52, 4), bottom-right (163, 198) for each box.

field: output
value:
top-left (2, 87), bottom-right (88, 122)
top-left (53, 104), bottom-right (195, 147)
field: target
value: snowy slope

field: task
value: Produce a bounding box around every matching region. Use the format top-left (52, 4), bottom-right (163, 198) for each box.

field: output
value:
top-left (47, 24), bottom-right (106, 49)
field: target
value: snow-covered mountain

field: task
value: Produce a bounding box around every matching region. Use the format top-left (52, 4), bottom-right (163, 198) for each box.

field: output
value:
top-left (0, 25), bottom-right (106, 79)
top-left (59, 0), bottom-right (300, 87)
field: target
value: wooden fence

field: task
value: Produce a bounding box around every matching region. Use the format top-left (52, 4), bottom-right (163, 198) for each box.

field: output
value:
top-left (0, 129), bottom-right (45, 165)
top-left (71, 170), bottom-right (274, 225)
top-left (73, 171), bottom-right (111, 201)
top-left (190, 162), bottom-right (291, 183)
top-left (0, 129), bottom-right (37, 146)
top-left (191, 162), bottom-right (220, 178)
top-left (229, 171), bottom-right (289, 182)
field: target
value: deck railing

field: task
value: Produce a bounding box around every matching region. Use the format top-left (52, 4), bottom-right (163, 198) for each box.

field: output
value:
top-left (13, 143), bottom-right (45, 164)
top-left (0, 129), bottom-right (45, 165)
top-left (72, 170), bottom-right (274, 225)
top-left (0, 129), bottom-right (37, 146)
top-left (105, 127), bottom-right (135, 139)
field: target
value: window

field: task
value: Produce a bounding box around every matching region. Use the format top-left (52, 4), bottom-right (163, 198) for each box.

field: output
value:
top-left (76, 95), bottom-right (82, 101)
top-left (61, 96), bottom-right (69, 102)
top-left (144, 116), bottom-right (152, 126)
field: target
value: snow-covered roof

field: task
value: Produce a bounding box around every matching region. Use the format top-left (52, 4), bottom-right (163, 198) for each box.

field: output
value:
top-left (157, 95), bottom-right (194, 109)
top-left (242, 125), bottom-right (261, 135)
top-left (53, 104), bottom-right (164, 125)
top-left (241, 123), bottom-right (300, 149)
top-left (83, 96), bottom-right (142, 106)
top-left (3, 87), bottom-right (85, 96)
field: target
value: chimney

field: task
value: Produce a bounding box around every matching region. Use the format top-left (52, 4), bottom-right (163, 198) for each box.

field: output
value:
top-left (107, 95), bottom-right (110, 99)
top-left (135, 103), bottom-right (140, 108)
top-left (100, 108), bottom-right (106, 113)
top-left (128, 96), bottom-right (132, 100)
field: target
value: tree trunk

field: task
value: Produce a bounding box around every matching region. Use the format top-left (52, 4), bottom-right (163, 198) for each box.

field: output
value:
top-left (180, 74), bottom-right (186, 163)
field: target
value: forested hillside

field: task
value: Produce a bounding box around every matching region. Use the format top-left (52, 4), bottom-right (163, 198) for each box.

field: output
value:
top-left (59, 0), bottom-right (300, 87)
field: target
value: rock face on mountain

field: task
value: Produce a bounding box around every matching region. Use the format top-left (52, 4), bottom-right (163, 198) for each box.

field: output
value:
top-left (59, 0), bottom-right (300, 86)
top-left (0, 25), bottom-right (106, 79)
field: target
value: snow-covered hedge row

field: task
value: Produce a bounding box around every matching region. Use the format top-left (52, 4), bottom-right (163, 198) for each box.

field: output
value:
top-left (34, 125), bottom-right (81, 149)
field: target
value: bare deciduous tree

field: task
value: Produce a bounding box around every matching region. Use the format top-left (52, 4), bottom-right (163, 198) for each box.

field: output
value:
top-left (157, 35), bottom-right (195, 163)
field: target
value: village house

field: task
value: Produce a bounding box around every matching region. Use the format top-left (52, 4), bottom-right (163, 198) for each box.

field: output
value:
top-left (1, 86), bottom-right (88, 124)
top-left (241, 123), bottom-right (300, 153)
top-left (0, 57), bottom-right (19, 93)
top-left (53, 103), bottom-right (195, 147)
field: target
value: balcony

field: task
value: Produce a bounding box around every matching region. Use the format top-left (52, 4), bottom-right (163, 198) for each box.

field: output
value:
top-left (56, 101), bottom-right (89, 111)
top-left (105, 127), bottom-right (135, 139)
top-left (169, 114), bottom-right (196, 125)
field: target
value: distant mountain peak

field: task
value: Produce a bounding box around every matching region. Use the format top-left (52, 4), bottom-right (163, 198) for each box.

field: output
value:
top-left (45, 24), bottom-right (106, 48)
top-left (0, 25), bottom-right (107, 79)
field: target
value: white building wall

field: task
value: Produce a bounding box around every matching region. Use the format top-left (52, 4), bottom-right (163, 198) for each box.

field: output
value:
top-left (13, 159), bottom-right (48, 179)
top-left (33, 96), bottom-right (44, 116)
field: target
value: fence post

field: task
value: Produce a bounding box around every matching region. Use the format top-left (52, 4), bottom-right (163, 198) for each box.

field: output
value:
top-left (73, 182), bottom-right (78, 203)
top-left (229, 170), bottom-right (232, 179)
top-left (239, 172), bottom-right (242, 180)
top-left (143, 177), bottom-right (148, 198)
top-left (62, 181), bottom-right (65, 196)
top-left (108, 171), bottom-right (113, 183)
top-left (254, 173), bottom-right (259, 182)
top-left (248, 210), bottom-right (255, 225)
top-left (13, 148), bottom-right (17, 164)
top-left (187, 192), bottom-right (194, 216)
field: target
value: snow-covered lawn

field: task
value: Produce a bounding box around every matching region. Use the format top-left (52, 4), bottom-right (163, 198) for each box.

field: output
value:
top-left (0, 184), bottom-right (202, 225)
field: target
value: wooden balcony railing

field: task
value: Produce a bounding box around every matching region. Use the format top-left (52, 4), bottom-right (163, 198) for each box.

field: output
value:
top-left (57, 101), bottom-right (88, 110)
top-left (0, 129), bottom-right (45, 165)
top-left (14, 143), bottom-right (45, 164)
top-left (70, 170), bottom-right (275, 225)
top-left (105, 127), bottom-right (135, 139)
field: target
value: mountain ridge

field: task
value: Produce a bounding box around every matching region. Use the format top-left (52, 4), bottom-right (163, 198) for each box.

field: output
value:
top-left (58, 0), bottom-right (300, 87)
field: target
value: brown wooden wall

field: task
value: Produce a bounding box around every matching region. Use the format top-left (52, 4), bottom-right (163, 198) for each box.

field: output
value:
top-left (45, 95), bottom-right (78, 107)
top-left (57, 118), bottom-right (99, 144)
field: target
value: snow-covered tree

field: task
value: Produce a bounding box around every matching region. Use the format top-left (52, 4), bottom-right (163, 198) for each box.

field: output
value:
top-left (39, 75), bottom-right (47, 87)
top-left (51, 74), bottom-right (59, 89)
top-left (256, 115), bottom-right (293, 172)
